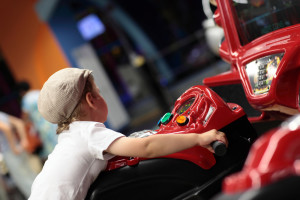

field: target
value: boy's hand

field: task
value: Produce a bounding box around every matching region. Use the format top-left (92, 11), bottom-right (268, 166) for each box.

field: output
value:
top-left (197, 129), bottom-right (228, 153)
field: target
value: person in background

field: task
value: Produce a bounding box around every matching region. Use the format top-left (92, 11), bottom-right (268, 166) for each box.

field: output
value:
top-left (0, 111), bottom-right (41, 198)
top-left (17, 81), bottom-right (58, 163)
top-left (29, 68), bottom-right (228, 199)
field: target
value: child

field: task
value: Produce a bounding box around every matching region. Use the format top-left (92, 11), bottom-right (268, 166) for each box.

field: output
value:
top-left (29, 68), bottom-right (228, 200)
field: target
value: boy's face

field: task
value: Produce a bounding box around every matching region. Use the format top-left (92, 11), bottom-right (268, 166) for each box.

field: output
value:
top-left (91, 80), bottom-right (108, 123)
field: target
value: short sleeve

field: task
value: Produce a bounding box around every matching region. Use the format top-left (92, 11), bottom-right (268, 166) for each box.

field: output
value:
top-left (86, 123), bottom-right (124, 160)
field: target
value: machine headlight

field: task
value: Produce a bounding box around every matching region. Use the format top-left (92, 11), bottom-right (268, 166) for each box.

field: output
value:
top-left (245, 53), bottom-right (284, 95)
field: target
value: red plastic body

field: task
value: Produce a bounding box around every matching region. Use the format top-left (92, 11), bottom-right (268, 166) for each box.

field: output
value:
top-left (203, 0), bottom-right (300, 119)
top-left (106, 85), bottom-right (246, 171)
top-left (222, 115), bottom-right (300, 194)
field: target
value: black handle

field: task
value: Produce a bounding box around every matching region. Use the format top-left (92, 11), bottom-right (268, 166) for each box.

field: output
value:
top-left (211, 141), bottom-right (227, 156)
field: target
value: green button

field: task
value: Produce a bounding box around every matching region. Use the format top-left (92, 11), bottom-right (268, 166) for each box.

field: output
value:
top-left (161, 112), bottom-right (173, 125)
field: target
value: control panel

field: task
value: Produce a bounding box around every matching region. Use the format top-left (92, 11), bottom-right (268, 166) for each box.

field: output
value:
top-left (106, 85), bottom-right (249, 170)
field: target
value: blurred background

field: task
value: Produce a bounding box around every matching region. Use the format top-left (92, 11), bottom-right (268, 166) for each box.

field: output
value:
top-left (0, 0), bottom-right (229, 199)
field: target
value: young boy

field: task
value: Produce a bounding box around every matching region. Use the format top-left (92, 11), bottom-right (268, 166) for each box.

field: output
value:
top-left (29, 68), bottom-right (228, 200)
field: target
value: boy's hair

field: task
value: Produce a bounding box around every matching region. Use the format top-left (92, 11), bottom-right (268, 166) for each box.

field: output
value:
top-left (56, 75), bottom-right (94, 134)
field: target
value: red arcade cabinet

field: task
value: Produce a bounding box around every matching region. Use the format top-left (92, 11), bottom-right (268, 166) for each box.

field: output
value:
top-left (204, 0), bottom-right (300, 199)
top-left (204, 0), bottom-right (300, 121)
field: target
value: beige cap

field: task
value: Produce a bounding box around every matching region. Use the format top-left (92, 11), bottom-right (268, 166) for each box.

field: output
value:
top-left (38, 68), bottom-right (92, 124)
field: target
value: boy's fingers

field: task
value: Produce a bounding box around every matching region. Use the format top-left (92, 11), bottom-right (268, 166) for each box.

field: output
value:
top-left (206, 145), bottom-right (214, 153)
top-left (216, 131), bottom-right (228, 147)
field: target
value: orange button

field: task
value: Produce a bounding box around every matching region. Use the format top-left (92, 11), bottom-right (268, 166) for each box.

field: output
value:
top-left (176, 115), bottom-right (188, 125)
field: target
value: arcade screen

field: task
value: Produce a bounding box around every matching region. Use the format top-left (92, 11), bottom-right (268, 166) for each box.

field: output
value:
top-left (231, 0), bottom-right (300, 45)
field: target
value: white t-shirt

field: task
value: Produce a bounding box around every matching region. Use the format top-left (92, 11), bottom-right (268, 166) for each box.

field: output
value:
top-left (29, 121), bottom-right (124, 200)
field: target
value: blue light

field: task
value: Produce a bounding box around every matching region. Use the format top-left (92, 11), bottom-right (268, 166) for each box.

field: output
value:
top-left (77, 14), bottom-right (106, 40)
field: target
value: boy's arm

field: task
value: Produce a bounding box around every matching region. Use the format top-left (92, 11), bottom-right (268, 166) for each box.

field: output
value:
top-left (106, 129), bottom-right (227, 158)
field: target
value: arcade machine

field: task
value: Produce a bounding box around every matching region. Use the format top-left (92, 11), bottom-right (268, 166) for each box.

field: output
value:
top-left (203, 0), bottom-right (300, 122)
top-left (85, 85), bottom-right (257, 200)
top-left (200, 0), bottom-right (300, 199)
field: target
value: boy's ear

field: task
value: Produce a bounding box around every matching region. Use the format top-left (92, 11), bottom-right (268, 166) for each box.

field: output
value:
top-left (85, 92), bottom-right (96, 109)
